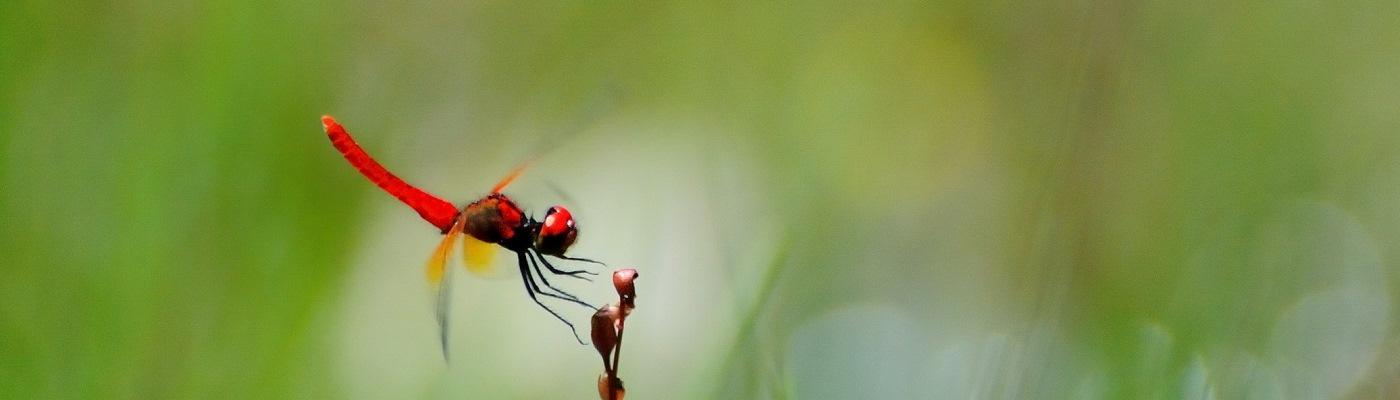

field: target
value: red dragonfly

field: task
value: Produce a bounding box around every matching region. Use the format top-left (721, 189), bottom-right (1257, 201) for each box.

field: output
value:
top-left (320, 115), bottom-right (600, 359)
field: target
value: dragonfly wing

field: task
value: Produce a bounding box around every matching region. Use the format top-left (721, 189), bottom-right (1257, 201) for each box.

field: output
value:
top-left (427, 218), bottom-right (465, 361)
top-left (490, 159), bottom-right (536, 194)
top-left (462, 235), bottom-right (501, 277)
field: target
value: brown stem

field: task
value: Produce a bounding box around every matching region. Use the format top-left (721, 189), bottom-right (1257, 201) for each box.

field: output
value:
top-left (606, 316), bottom-right (626, 400)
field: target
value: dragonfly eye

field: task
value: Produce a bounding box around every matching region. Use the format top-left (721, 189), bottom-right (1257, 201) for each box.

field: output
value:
top-left (535, 205), bottom-right (578, 256)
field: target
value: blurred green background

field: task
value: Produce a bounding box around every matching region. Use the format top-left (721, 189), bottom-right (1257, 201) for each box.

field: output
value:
top-left (4, 1), bottom-right (1400, 399)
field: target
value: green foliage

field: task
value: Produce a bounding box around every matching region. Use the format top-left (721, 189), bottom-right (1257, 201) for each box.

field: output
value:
top-left (3, 1), bottom-right (1399, 398)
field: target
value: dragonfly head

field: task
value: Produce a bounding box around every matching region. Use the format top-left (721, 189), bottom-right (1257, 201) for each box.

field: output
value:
top-left (534, 205), bottom-right (578, 256)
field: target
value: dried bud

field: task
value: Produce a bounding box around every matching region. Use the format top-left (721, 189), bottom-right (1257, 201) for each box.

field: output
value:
top-left (597, 374), bottom-right (609, 400)
top-left (591, 305), bottom-right (621, 369)
top-left (597, 373), bottom-right (625, 400)
top-left (612, 269), bottom-right (639, 308)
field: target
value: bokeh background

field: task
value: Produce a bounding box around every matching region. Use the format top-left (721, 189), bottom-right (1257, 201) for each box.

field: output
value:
top-left (4, 1), bottom-right (1400, 399)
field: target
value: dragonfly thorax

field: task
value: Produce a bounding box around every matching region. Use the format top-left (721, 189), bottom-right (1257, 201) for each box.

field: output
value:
top-left (462, 193), bottom-right (527, 245)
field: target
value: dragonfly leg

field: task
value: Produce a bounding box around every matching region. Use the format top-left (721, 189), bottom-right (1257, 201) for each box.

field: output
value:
top-left (556, 255), bottom-right (608, 267)
top-left (523, 251), bottom-right (593, 307)
top-left (536, 251), bottom-right (599, 278)
top-left (516, 251), bottom-right (588, 345)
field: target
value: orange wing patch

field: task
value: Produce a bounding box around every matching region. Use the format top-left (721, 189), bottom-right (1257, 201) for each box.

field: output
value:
top-left (426, 220), bottom-right (463, 285)
top-left (463, 235), bottom-right (502, 277)
top-left (490, 159), bottom-right (535, 194)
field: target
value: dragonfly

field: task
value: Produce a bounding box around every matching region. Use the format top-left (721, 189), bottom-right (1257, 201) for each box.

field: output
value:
top-left (320, 115), bottom-right (601, 360)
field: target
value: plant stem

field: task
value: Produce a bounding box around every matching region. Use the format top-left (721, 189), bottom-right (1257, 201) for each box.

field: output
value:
top-left (608, 316), bottom-right (627, 399)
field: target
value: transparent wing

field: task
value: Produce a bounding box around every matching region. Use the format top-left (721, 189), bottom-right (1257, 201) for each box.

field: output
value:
top-left (426, 217), bottom-right (465, 361)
